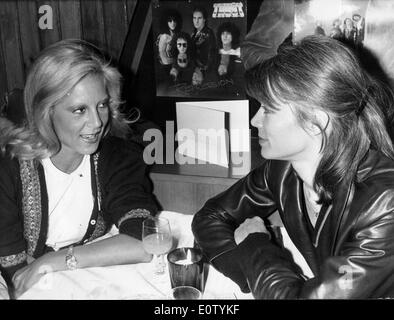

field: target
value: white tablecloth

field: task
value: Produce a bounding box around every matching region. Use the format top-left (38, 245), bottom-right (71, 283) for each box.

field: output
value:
top-left (18, 211), bottom-right (252, 300)
top-left (0, 274), bottom-right (9, 300)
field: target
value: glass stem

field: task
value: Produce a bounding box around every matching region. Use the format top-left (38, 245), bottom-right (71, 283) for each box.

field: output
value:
top-left (154, 254), bottom-right (166, 275)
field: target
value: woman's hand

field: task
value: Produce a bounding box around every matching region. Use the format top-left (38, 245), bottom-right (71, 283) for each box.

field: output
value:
top-left (234, 216), bottom-right (268, 245)
top-left (12, 254), bottom-right (55, 298)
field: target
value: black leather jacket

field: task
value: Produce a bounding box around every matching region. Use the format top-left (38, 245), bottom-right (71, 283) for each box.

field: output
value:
top-left (192, 149), bottom-right (394, 299)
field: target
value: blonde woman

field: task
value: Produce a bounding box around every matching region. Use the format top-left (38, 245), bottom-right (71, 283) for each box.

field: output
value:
top-left (0, 39), bottom-right (157, 297)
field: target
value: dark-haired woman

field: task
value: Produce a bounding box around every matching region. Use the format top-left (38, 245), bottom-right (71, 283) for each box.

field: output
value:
top-left (156, 9), bottom-right (182, 66)
top-left (192, 35), bottom-right (394, 299)
top-left (216, 22), bottom-right (241, 77)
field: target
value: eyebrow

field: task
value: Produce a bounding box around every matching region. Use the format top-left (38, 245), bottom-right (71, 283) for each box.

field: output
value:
top-left (67, 96), bottom-right (110, 109)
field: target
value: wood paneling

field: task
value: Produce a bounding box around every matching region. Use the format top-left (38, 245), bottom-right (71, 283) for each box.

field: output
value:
top-left (17, 1), bottom-right (41, 74)
top-left (0, 1), bottom-right (25, 90)
top-left (126, 0), bottom-right (138, 23)
top-left (58, 0), bottom-right (82, 39)
top-left (0, 0), bottom-right (137, 101)
top-left (81, 0), bottom-right (106, 51)
top-left (0, 31), bottom-right (7, 96)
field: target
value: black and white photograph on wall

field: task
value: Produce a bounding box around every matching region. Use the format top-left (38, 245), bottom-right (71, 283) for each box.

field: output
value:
top-left (152, 0), bottom-right (247, 99)
top-left (294, 0), bottom-right (367, 49)
top-left (294, 0), bottom-right (394, 85)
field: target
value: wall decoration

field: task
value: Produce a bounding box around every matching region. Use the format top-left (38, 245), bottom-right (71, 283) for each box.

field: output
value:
top-left (152, 0), bottom-right (247, 99)
top-left (295, 0), bottom-right (394, 85)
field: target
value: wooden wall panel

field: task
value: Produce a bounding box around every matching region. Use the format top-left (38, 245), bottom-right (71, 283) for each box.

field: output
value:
top-left (80, 0), bottom-right (106, 52)
top-left (0, 36), bottom-right (7, 97)
top-left (17, 1), bottom-right (41, 74)
top-left (102, 0), bottom-right (128, 61)
top-left (0, 0), bottom-right (138, 102)
top-left (58, 0), bottom-right (82, 39)
top-left (0, 1), bottom-right (25, 91)
top-left (126, 0), bottom-right (138, 23)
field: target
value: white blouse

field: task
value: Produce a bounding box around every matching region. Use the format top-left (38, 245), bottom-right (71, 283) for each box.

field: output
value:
top-left (42, 155), bottom-right (93, 251)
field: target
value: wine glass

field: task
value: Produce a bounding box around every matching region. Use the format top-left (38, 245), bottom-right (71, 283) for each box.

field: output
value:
top-left (142, 216), bottom-right (173, 275)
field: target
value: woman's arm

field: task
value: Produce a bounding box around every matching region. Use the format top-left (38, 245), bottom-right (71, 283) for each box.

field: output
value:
top-left (0, 156), bottom-right (29, 284)
top-left (241, 0), bottom-right (294, 70)
top-left (99, 137), bottom-right (158, 240)
top-left (192, 161), bottom-right (277, 291)
top-left (235, 193), bottom-right (394, 299)
top-left (12, 233), bottom-right (151, 296)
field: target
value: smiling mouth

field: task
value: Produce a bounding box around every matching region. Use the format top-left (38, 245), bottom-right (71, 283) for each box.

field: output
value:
top-left (80, 132), bottom-right (100, 142)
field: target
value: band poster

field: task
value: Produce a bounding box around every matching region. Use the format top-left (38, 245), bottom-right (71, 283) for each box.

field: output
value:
top-left (295, 0), bottom-right (394, 85)
top-left (152, 0), bottom-right (247, 99)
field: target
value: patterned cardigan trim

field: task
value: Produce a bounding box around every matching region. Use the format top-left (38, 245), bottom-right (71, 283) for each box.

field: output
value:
top-left (117, 209), bottom-right (151, 228)
top-left (0, 251), bottom-right (27, 268)
top-left (19, 159), bottom-right (42, 256)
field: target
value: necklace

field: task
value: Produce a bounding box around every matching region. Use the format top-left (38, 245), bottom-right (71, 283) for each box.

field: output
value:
top-left (303, 185), bottom-right (321, 219)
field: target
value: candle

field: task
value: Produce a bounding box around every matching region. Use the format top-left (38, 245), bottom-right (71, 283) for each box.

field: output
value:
top-left (174, 259), bottom-right (194, 265)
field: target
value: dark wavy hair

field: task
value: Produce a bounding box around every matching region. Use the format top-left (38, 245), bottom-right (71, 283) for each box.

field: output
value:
top-left (245, 35), bottom-right (394, 204)
top-left (170, 32), bottom-right (195, 60)
top-left (159, 8), bottom-right (182, 34)
top-left (193, 6), bottom-right (208, 22)
top-left (217, 22), bottom-right (240, 49)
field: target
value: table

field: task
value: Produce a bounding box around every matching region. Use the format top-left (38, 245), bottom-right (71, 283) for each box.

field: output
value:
top-left (18, 211), bottom-right (253, 300)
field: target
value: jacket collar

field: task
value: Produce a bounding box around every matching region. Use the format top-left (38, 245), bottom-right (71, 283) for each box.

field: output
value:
top-left (281, 150), bottom-right (379, 265)
top-left (308, 149), bottom-right (381, 254)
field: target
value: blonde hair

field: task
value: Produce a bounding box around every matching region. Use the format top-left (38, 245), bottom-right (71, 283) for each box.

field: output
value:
top-left (0, 39), bottom-right (131, 160)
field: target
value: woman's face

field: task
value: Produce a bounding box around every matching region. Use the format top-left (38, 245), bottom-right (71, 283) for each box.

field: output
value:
top-left (221, 31), bottom-right (233, 46)
top-left (168, 18), bottom-right (177, 31)
top-left (50, 74), bottom-right (109, 166)
top-left (251, 102), bottom-right (318, 162)
top-left (176, 38), bottom-right (188, 54)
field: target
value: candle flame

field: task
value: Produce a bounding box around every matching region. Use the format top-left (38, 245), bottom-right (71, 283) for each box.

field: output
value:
top-left (187, 249), bottom-right (192, 262)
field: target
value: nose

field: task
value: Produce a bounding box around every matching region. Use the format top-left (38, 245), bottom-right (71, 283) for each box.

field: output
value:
top-left (87, 109), bottom-right (102, 129)
top-left (251, 107), bottom-right (264, 128)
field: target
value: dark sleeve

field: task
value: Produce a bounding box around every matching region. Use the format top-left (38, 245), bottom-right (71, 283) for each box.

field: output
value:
top-left (241, 0), bottom-right (294, 70)
top-left (0, 155), bottom-right (28, 281)
top-left (100, 138), bottom-right (158, 240)
top-left (192, 161), bottom-right (277, 292)
top-left (237, 194), bottom-right (394, 299)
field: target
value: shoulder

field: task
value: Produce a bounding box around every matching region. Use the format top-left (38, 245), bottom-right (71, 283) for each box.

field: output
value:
top-left (0, 152), bottom-right (19, 175)
top-left (99, 136), bottom-right (143, 157)
top-left (0, 152), bottom-right (20, 190)
top-left (97, 136), bottom-right (144, 166)
top-left (356, 149), bottom-right (394, 186)
top-left (352, 150), bottom-right (394, 220)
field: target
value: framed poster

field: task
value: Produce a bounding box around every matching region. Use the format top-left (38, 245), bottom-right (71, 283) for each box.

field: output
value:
top-left (152, 0), bottom-right (247, 99)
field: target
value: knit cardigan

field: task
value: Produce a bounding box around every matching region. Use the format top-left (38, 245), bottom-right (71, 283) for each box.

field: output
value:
top-left (0, 136), bottom-right (158, 280)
